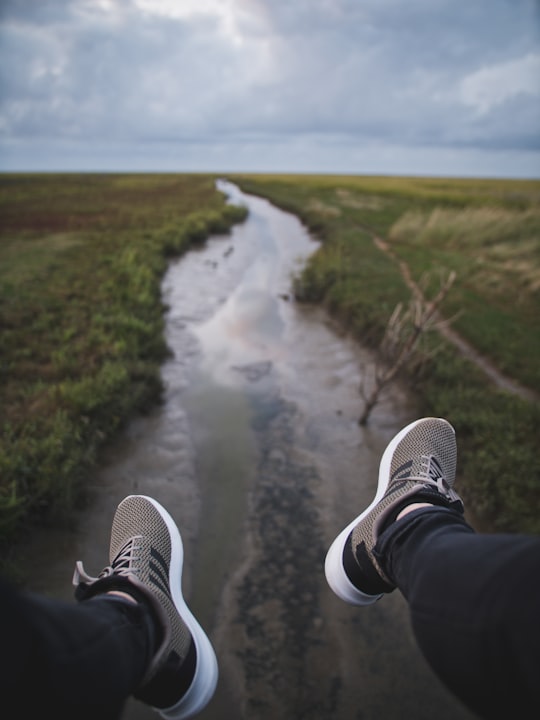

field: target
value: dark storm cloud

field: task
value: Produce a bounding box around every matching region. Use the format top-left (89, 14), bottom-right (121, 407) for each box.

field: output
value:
top-left (0, 0), bottom-right (538, 174)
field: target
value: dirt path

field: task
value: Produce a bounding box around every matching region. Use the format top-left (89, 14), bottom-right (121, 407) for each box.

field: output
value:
top-left (371, 232), bottom-right (539, 405)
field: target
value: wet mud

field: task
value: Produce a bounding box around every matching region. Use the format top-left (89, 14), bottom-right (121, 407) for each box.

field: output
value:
top-left (16, 183), bottom-right (475, 720)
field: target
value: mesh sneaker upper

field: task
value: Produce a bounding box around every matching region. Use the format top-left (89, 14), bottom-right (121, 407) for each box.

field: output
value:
top-left (387, 418), bottom-right (457, 488)
top-left (350, 418), bottom-right (462, 585)
top-left (109, 496), bottom-right (193, 672)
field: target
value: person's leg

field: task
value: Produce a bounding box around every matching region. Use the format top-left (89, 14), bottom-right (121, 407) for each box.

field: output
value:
top-left (324, 417), bottom-right (540, 719)
top-left (325, 416), bottom-right (464, 606)
top-left (1, 575), bottom-right (154, 719)
top-left (73, 495), bottom-right (218, 719)
top-left (2, 494), bottom-right (218, 720)
top-left (375, 506), bottom-right (540, 718)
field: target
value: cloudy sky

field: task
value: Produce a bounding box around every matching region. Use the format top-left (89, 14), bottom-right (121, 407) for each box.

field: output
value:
top-left (1, 0), bottom-right (539, 177)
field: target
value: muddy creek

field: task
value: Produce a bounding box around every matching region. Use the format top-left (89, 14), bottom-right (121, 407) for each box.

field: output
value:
top-left (18, 182), bottom-right (474, 719)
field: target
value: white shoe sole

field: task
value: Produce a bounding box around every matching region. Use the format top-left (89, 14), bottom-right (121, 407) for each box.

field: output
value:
top-left (137, 496), bottom-right (219, 720)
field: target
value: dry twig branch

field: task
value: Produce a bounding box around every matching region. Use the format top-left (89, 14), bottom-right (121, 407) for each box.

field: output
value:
top-left (358, 270), bottom-right (456, 425)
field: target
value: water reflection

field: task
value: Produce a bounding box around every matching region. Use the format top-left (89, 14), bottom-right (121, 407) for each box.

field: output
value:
top-left (191, 180), bottom-right (314, 390)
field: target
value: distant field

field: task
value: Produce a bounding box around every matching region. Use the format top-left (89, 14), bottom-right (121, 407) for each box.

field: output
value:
top-left (1, 172), bottom-right (538, 558)
top-left (0, 174), bottom-right (246, 552)
top-left (230, 173), bottom-right (540, 534)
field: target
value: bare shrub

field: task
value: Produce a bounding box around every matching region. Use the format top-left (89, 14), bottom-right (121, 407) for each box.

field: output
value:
top-left (358, 270), bottom-right (456, 425)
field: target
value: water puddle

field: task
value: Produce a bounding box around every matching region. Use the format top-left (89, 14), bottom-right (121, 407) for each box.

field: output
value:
top-left (16, 182), bottom-right (474, 719)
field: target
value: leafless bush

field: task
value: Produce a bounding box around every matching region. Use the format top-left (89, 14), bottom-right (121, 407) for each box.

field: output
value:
top-left (358, 270), bottom-right (456, 425)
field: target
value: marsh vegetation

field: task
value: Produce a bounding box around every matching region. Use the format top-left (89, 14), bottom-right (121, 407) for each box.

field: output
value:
top-left (230, 173), bottom-right (540, 533)
top-left (0, 174), bottom-right (246, 558)
top-left (1, 172), bottom-right (538, 576)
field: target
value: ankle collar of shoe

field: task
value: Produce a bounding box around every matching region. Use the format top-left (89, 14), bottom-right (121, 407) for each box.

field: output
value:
top-left (74, 573), bottom-right (136, 601)
top-left (74, 571), bottom-right (172, 685)
top-left (344, 534), bottom-right (395, 593)
top-left (408, 487), bottom-right (464, 513)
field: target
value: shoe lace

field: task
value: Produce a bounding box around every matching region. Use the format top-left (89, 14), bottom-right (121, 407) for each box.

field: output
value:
top-left (73, 536), bottom-right (143, 586)
top-left (407, 454), bottom-right (460, 502)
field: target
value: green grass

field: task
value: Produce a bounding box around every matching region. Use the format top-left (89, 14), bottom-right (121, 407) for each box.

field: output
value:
top-left (229, 173), bottom-right (540, 534)
top-left (388, 205), bottom-right (540, 389)
top-left (0, 173), bottom-right (246, 548)
top-left (2, 170), bottom-right (539, 553)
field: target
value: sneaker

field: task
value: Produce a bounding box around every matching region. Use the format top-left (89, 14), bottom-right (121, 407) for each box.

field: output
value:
top-left (324, 417), bottom-right (463, 606)
top-left (73, 495), bottom-right (218, 719)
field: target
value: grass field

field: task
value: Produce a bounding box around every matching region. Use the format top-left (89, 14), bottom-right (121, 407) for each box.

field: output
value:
top-left (1, 172), bottom-right (538, 560)
top-left (229, 173), bottom-right (540, 534)
top-left (0, 174), bottom-right (246, 549)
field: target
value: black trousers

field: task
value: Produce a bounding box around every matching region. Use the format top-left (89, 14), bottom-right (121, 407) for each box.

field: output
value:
top-left (0, 578), bottom-right (156, 719)
top-left (375, 506), bottom-right (540, 719)
top-left (2, 510), bottom-right (539, 719)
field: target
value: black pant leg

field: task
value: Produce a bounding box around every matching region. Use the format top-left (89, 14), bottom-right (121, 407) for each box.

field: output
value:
top-left (375, 508), bottom-right (540, 719)
top-left (1, 576), bottom-right (154, 719)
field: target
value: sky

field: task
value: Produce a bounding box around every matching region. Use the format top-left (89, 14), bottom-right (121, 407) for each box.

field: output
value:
top-left (0, 0), bottom-right (539, 177)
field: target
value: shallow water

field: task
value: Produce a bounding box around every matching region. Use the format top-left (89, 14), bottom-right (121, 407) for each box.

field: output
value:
top-left (17, 182), bottom-right (474, 719)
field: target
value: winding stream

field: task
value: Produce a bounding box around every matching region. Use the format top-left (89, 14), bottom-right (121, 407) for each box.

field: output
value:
top-left (18, 182), bottom-right (474, 719)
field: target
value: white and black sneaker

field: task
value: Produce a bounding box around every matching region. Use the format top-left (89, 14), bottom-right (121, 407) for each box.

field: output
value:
top-left (73, 495), bottom-right (218, 719)
top-left (325, 417), bottom-right (464, 606)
